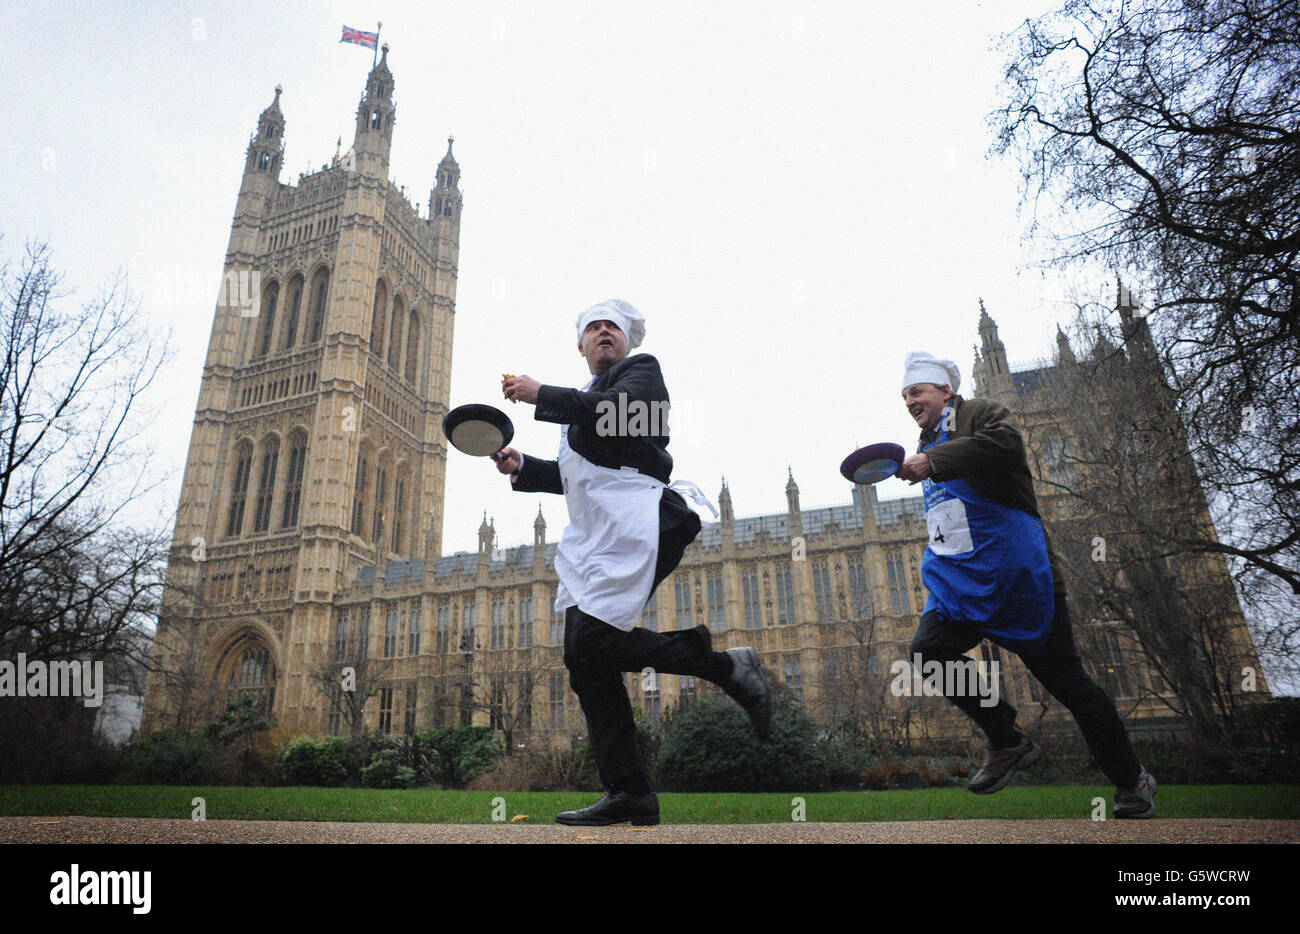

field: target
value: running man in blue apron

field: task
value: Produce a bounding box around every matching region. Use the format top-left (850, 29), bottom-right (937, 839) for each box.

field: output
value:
top-left (895, 351), bottom-right (1156, 818)
top-left (496, 300), bottom-right (771, 826)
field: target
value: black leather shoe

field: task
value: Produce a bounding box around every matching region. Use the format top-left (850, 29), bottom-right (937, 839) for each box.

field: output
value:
top-left (555, 792), bottom-right (660, 826)
top-left (723, 646), bottom-right (772, 741)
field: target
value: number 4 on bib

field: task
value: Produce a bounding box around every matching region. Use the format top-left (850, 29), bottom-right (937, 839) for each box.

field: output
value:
top-left (927, 498), bottom-right (973, 556)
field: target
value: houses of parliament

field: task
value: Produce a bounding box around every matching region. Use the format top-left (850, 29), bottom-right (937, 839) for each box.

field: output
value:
top-left (142, 52), bottom-right (1265, 746)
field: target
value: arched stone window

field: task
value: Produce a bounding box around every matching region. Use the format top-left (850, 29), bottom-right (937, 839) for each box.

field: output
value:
top-left (220, 638), bottom-right (277, 716)
top-left (281, 275), bottom-right (304, 350)
top-left (370, 280), bottom-right (388, 358)
top-left (388, 295), bottom-right (405, 370)
top-left (372, 459), bottom-right (389, 546)
top-left (404, 309), bottom-right (420, 383)
top-left (226, 443), bottom-right (254, 538)
top-left (391, 469), bottom-right (408, 554)
top-left (350, 446), bottom-right (369, 538)
top-left (280, 432), bottom-right (308, 529)
top-left (307, 268), bottom-right (329, 343)
top-left (255, 281), bottom-right (279, 358)
top-left (251, 437), bottom-right (279, 533)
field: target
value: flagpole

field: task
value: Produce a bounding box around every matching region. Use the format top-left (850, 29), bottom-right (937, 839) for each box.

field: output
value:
top-left (373, 21), bottom-right (382, 67)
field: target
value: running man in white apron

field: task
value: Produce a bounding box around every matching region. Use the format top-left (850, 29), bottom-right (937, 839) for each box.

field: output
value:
top-left (896, 351), bottom-right (1155, 818)
top-left (496, 300), bottom-right (771, 826)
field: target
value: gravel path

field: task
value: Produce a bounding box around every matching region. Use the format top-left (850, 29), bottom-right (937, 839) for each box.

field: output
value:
top-left (3, 815), bottom-right (1297, 844)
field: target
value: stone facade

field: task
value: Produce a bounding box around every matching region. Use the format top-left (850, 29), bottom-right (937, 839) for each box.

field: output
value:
top-left (328, 480), bottom-right (935, 744)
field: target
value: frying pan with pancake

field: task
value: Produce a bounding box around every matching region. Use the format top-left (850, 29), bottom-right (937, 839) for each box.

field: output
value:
top-left (442, 403), bottom-right (515, 460)
top-left (839, 442), bottom-right (907, 485)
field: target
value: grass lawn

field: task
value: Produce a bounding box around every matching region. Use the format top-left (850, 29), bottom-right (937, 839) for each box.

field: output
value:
top-left (2, 784), bottom-right (1298, 824)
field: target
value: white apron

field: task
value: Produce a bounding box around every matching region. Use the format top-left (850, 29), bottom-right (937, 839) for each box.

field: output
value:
top-left (550, 365), bottom-right (719, 632)
top-left (553, 424), bottom-right (664, 631)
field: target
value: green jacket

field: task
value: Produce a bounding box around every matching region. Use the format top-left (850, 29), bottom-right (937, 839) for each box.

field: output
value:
top-left (917, 394), bottom-right (1067, 596)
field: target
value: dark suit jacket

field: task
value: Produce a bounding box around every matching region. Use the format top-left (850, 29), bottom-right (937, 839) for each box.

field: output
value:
top-left (512, 353), bottom-right (700, 591)
top-left (515, 353), bottom-right (673, 485)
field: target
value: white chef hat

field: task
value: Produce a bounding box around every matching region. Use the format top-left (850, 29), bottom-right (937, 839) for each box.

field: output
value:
top-left (575, 299), bottom-right (645, 349)
top-left (902, 350), bottom-right (961, 393)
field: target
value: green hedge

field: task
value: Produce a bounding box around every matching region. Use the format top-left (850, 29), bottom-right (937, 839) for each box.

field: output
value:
top-left (117, 729), bottom-right (217, 785)
top-left (654, 693), bottom-right (830, 792)
top-left (279, 736), bottom-right (352, 786)
top-left (274, 727), bottom-right (503, 789)
top-left (417, 726), bottom-right (502, 787)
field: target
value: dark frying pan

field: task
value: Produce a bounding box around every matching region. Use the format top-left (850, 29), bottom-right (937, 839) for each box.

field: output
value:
top-left (839, 441), bottom-right (907, 485)
top-left (442, 403), bottom-right (515, 460)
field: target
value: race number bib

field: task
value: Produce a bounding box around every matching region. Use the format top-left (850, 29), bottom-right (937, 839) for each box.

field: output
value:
top-left (926, 497), bottom-right (973, 556)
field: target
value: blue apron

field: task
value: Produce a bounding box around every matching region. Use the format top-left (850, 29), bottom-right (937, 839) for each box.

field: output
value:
top-left (919, 413), bottom-right (1055, 657)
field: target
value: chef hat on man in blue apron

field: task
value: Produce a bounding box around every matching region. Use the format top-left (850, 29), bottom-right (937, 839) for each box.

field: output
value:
top-left (902, 350), bottom-right (961, 393)
top-left (576, 300), bottom-right (646, 350)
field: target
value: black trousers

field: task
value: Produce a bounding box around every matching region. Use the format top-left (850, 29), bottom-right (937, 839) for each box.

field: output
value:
top-left (909, 592), bottom-right (1142, 788)
top-left (562, 491), bottom-right (729, 791)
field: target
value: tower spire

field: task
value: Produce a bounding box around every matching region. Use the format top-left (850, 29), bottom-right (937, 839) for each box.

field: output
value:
top-left (1115, 274), bottom-right (1156, 362)
top-left (974, 299), bottom-right (1010, 394)
top-left (431, 136), bottom-right (462, 223)
top-left (1056, 323), bottom-right (1077, 366)
top-left (352, 43), bottom-right (395, 175)
top-left (785, 467), bottom-right (801, 516)
top-left (243, 85), bottom-right (285, 187)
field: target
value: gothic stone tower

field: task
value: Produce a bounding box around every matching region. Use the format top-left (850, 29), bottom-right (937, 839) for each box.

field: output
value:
top-left (143, 47), bottom-right (463, 733)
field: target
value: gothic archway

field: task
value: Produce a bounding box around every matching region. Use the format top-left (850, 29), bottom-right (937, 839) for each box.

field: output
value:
top-left (211, 623), bottom-right (281, 718)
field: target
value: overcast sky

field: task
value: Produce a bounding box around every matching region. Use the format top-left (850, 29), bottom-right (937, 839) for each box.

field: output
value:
top-left (2, 0), bottom-right (1121, 556)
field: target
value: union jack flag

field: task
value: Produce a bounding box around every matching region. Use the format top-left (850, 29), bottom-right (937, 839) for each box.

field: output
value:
top-left (340, 26), bottom-right (378, 49)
